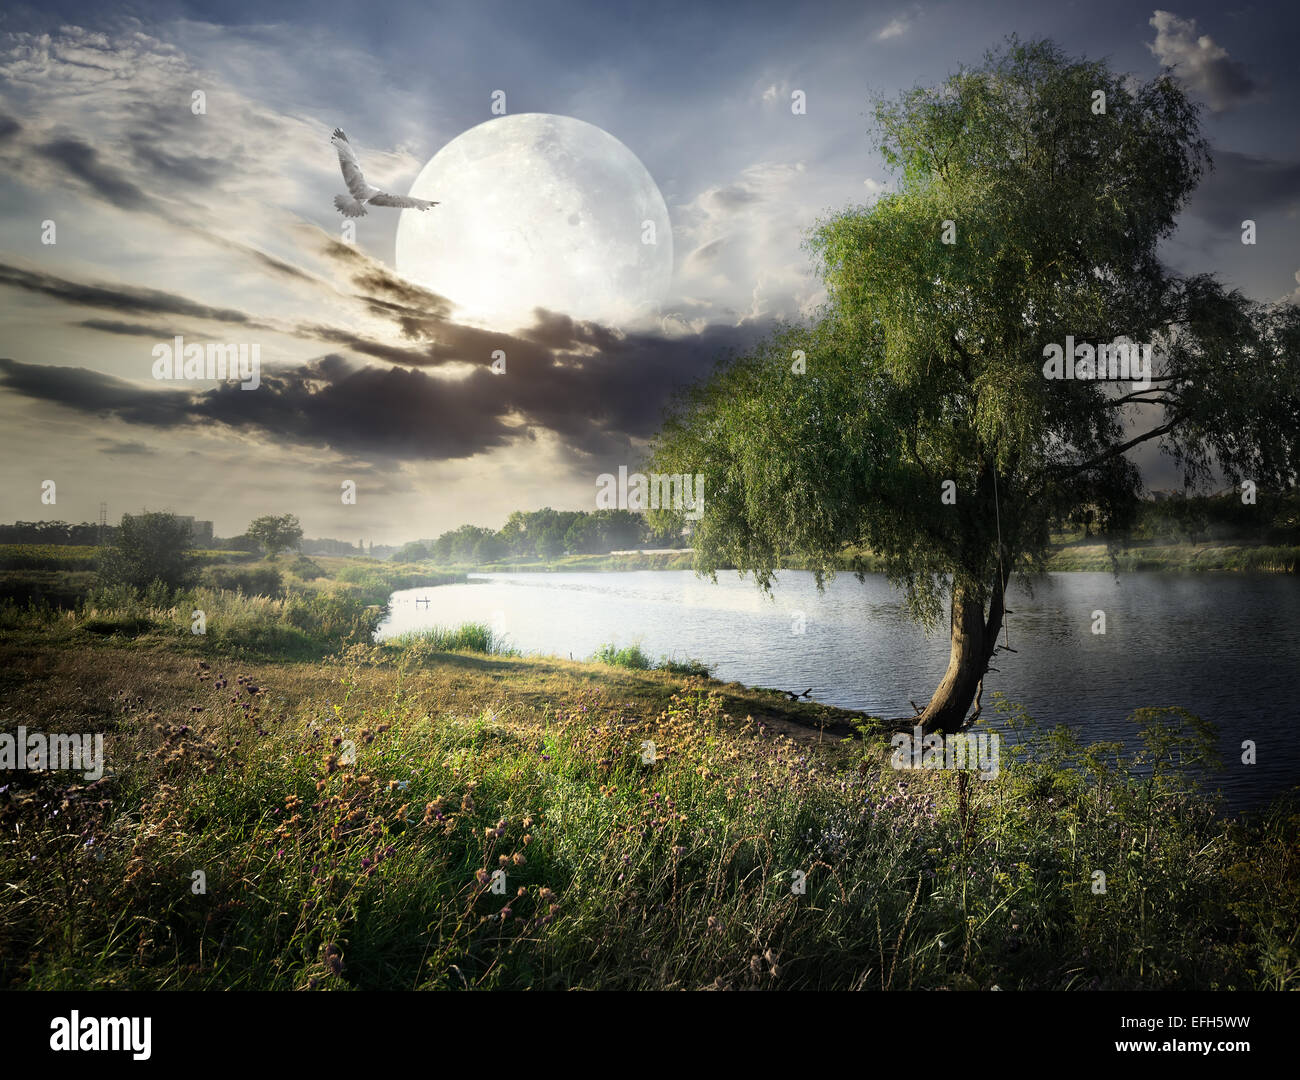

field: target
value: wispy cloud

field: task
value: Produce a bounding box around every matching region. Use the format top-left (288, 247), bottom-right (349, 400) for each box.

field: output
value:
top-left (876, 17), bottom-right (911, 41)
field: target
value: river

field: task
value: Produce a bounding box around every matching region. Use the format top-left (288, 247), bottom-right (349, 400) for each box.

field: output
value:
top-left (377, 570), bottom-right (1300, 810)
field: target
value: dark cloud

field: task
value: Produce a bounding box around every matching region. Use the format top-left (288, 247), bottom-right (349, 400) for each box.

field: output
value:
top-left (0, 262), bottom-right (273, 327)
top-left (126, 132), bottom-right (224, 188)
top-left (36, 137), bottom-right (149, 210)
top-left (0, 312), bottom-right (765, 464)
top-left (0, 357), bottom-right (194, 426)
top-left (0, 114), bottom-right (20, 140)
top-left (96, 439), bottom-right (155, 455)
top-left (199, 232), bottom-right (318, 284)
top-left (77, 319), bottom-right (215, 339)
top-left (300, 324), bottom-right (438, 365)
top-left (1188, 150), bottom-right (1300, 230)
top-left (0, 239), bottom-right (772, 464)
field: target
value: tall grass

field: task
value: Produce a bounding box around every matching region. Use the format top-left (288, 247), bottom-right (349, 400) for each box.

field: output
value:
top-left (592, 642), bottom-right (652, 669)
top-left (0, 586), bottom-right (386, 659)
top-left (385, 623), bottom-right (519, 657)
top-left (331, 563), bottom-right (465, 604)
top-left (1, 665), bottom-right (1295, 990)
top-left (592, 641), bottom-right (712, 677)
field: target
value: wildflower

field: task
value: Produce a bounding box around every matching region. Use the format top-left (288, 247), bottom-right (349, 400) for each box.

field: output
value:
top-left (512, 852), bottom-right (525, 866)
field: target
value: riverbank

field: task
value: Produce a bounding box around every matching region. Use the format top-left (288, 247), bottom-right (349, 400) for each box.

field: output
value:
top-left (396, 540), bottom-right (1300, 575)
top-left (1, 618), bottom-right (1296, 990)
top-left (3, 538), bottom-right (1296, 613)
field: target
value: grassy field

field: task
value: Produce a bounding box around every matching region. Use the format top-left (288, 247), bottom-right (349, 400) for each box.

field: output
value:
top-left (2, 539), bottom-right (1296, 613)
top-left (0, 607), bottom-right (1297, 990)
top-left (1, 538), bottom-right (1296, 990)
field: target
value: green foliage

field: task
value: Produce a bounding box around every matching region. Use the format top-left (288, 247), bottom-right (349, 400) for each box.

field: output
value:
top-left (393, 541), bottom-right (430, 563)
top-left (283, 591), bottom-right (382, 647)
top-left (96, 512), bottom-right (199, 596)
top-left (80, 614), bottom-right (156, 637)
top-left (655, 655), bottom-right (713, 677)
top-left (287, 555), bottom-right (325, 580)
top-left (2, 667), bottom-right (1295, 990)
top-left (428, 508), bottom-right (667, 565)
top-left (331, 564), bottom-right (464, 605)
top-left (204, 565), bottom-right (284, 596)
top-left (591, 642), bottom-right (712, 677)
top-left (0, 544), bottom-right (100, 571)
top-left (246, 514), bottom-right (304, 558)
top-left (592, 642), bottom-right (652, 669)
top-left (650, 35), bottom-right (1300, 639)
top-left (1128, 491), bottom-right (1300, 545)
top-left (385, 623), bottom-right (519, 658)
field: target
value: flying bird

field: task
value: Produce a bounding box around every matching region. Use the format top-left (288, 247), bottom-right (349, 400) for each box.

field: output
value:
top-left (331, 128), bottom-right (438, 218)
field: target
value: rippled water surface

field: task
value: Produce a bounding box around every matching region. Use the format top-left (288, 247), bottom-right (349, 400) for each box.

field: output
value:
top-left (379, 570), bottom-right (1300, 810)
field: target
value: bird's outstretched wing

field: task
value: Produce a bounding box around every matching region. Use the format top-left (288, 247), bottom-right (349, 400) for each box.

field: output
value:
top-left (331, 128), bottom-right (371, 200)
top-left (333, 194), bottom-right (367, 218)
top-left (368, 191), bottom-right (439, 210)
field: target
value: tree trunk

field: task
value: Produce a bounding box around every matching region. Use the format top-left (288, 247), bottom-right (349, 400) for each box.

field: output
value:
top-left (918, 578), bottom-right (1005, 734)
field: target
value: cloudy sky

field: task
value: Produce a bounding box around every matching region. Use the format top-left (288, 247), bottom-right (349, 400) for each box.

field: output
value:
top-left (0, 0), bottom-right (1296, 544)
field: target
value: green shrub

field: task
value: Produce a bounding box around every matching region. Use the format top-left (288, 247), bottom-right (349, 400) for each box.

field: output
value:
top-left (81, 614), bottom-right (155, 636)
top-left (387, 623), bottom-right (518, 657)
top-left (592, 642), bottom-right (652, 669)
top-left (288, 555), bottom-right (325, 580)
top-left (656, 655), bottom-right (712, 677)
top-left (592, 642), bottom-right (709, 676)
top-left (204, 566), bottom-right (284, 596)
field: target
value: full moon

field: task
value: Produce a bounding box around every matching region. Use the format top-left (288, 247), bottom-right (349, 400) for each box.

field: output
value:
top-left (395, 113), bottom-right (673, 330)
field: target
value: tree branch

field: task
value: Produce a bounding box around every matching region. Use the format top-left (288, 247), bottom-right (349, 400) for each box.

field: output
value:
top-left (1054, 416), bottom-right (1181, 478)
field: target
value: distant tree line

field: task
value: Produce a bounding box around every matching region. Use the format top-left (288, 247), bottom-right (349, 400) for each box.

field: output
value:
top-left (0, 521), bottom-right (116, 545)
top-left (1051, 489), bottom-right (1300, 544)
top-left (397, 508), bottom-right (688, 564)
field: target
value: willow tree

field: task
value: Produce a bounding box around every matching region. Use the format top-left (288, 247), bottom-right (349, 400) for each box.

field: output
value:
top-left (649, 38), bottom-right (1300, 732)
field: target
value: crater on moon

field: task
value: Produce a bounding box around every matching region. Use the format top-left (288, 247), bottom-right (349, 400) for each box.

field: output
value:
top-left (395, 113), bottom-right (674, 330)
